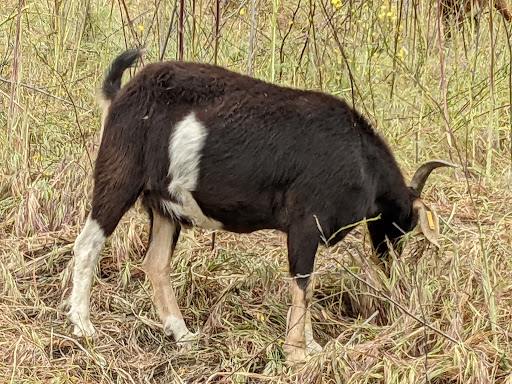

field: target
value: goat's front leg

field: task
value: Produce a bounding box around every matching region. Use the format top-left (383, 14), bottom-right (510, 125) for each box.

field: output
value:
top-left (304, 278), bottom-right (323, 356)
top-left (284, 279), bottom-right (308, 362)
top-left (142, 211), bottom-right (196, 348)
top-left (283, 224), bottom-right (320, 362)
top-left (284, 279), bottom-right (323, 362)
top-left (68, 215), bottom-right (107, 337)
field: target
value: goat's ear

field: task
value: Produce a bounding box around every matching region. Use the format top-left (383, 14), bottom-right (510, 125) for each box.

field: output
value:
top-left (412, 199), bottom-right (440, 247)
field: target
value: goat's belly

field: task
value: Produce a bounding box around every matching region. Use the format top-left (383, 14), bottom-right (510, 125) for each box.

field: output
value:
top-left (160, 188), bottom-right (223, 230)
top-left (190, 188), bottom-right (285, 233)
top-left (158, 189), bottom-right (278, 233)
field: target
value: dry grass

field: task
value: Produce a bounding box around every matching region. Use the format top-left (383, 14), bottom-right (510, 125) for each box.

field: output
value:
top-left (1, 0), bottom-right (512, 382)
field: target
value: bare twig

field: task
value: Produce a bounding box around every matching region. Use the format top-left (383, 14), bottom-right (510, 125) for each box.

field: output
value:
top-left (215, 0), bottom-right (220, 65)
top-left (320, 1), bottom-right (372, 118)
top-left (160, 0), bottom-right (179, 60)
top-left (278, 0), bottom-right (301, 80)
top-left (436, 0), bottom-right (454, 162)
top-left (178, 0), bottom-right (185, 61)
top-left (0, 77), bottom-right (88, 111)
top-left (8, 0), bottom-right (23, 134)
top-left (119, 0), bottom-right (143, 48)
top-left (247, 0), bottom-right (257, 75)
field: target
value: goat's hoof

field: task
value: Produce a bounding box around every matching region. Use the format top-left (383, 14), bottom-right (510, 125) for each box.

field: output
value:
top-left (71, 319), bottom-right (96, 338)
top-left (68, 310), bottom-right (96, 338)
top-left (283, 344), bottom-right (307, 365)
top-left (306, 339), bottom-right (323, 356)
top-left (176, 331), bottom-right (199, 351)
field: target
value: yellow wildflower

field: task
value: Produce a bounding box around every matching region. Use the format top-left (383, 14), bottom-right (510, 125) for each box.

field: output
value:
top-left (332, 0), bottom-right (342, 8)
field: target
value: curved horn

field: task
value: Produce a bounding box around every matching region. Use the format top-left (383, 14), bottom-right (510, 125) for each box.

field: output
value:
top-left (410, 160), bottom-right (457, 195)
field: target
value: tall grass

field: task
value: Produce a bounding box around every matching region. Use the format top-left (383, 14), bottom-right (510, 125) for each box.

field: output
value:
top-left (1, 0), bottom-right (511, 382)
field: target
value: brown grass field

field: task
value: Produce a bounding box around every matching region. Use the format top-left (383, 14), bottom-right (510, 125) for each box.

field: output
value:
top-left (1, 0), bottom-right (512, 382)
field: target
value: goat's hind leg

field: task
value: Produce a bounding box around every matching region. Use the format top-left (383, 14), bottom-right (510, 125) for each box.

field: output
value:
top-left (68, 215), bottom-right (107, 337)
top-left (142, 209), bottom-right (196, 348)
top-left (68, 163), bottom-right (142, 337)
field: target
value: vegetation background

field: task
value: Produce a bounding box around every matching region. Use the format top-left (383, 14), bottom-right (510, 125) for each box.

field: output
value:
top-left (1, 0), bottom-right (511, 382)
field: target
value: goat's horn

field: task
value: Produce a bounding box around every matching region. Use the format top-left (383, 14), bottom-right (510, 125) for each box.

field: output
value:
top-left (410, 160), bottom-right (457, 195)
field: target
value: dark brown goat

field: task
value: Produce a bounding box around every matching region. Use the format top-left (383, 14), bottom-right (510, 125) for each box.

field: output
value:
top-left (441, 0), bottom-right (512, 30)
top-left (68, 49), bottom-right (454, 362)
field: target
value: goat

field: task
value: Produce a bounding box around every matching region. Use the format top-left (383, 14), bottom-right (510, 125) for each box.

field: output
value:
top-left (68, 49), bottom-right (455, 362)
top-left (441, 0), bottom-right (512, 32)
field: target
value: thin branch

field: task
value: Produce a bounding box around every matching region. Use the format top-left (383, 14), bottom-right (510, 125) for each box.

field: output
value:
top-left (178, 0), bottom-right (185, 61)
top-left (247, 0), bottom-right (257, 75)
top-left (215, 0), bottom-right (220, 65)
top-left (8, 0), bottom-right (23, 132)
top-left (119, 0), bottom-right (143, 48)
top-left (320, 1), bottom-right (372, 118)
top-left (160, 1), bottom-right (179, 60)
top-left (0, 77), bottom-right (88, 111)
top-left (278, 0), bottom-right (301, 80)
top-left (436, 0), bottom-right (454, 162)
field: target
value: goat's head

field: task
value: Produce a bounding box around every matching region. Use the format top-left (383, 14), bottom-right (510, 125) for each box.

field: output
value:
top-left (369, 160), bottom-right (456, 259)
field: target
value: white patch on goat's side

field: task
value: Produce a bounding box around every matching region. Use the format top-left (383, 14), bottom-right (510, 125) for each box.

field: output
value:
top-left (166, 113), bottom-right (223, 230)
top-left (169, 113), bottom-right (206, 191)
top-left (68, 215), bottom-right (107, 337)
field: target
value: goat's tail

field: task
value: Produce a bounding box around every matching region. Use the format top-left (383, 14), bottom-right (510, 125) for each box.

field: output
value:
top-left (102, 48), bottom-right (143, 101)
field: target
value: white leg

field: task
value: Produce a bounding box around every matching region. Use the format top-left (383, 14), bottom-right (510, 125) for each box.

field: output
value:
top-left (143, 211), bottom-right (196, 348)
top-left (304, 280), bottom-right (322, 356)
top-left (283, 279), bottom-right (322, 362)
top-left (283, 279), bottom-right (307, 362)
top-left (68, 215), bottom-right (106, 337)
